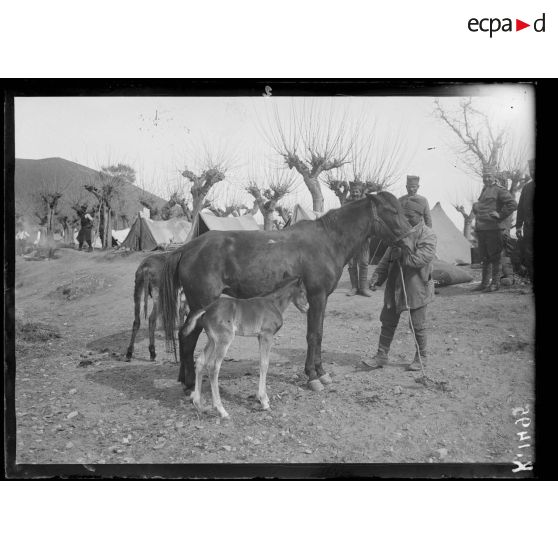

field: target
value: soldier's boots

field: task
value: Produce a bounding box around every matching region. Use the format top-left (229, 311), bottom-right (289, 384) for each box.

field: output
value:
top-left (363, 326), bottom-right (395, 369)
top-left (358, 265), bottom-right (373, 297)
top-left (362, 348), bottom-right (389, 369)
top-left (488, 260), bottom-right (501, 292)
top-left (346, 266), bottom-right (358, 297)
top-left (473, 262), bottom-right (491, 291)
top-left (407, 329), bottom-right (427, 371)
top-left (407, 352), bottom-right (428, 371)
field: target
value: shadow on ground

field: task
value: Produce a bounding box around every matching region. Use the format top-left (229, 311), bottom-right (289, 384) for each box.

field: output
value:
top-left (86, 329), bottom-right (145, 353)
top-left (85, 355), bottom-right (266, 410)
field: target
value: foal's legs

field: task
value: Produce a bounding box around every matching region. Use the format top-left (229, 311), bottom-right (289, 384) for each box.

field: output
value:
top-left (206, 334), bottom-right (234, 419)
top-left (148, 298), bottom-right (158, 361)
top-left (178, 318), bottom-right (202, 393)
top-left (256, 333), bottom-right (273, 410)
top-left (191, 339), bottom-right (214, 413)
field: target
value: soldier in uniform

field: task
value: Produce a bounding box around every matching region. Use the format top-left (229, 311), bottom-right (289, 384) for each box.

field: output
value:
top-left (495, 172), bottom-right (515, 286)
top-left (516, 159), bottom-right (535, 286)
top-left (77, 205), bottom-right (94, 252)
top-left (346, 180), bottom-right (373, 297)
top-left (472, 165), bottom-right (517, 292)
top-left (398, 175), bottom-right (432, 228)
top-left (364, 209), bottom-right (437, 371)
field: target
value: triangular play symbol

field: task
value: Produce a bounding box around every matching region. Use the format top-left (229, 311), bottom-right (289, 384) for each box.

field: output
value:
top-left (516, 19), bottom-right (530, 31)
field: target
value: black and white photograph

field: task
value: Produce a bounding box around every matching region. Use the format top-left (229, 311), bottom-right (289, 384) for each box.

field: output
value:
top-left (6, 82), bottom-right (538, 476)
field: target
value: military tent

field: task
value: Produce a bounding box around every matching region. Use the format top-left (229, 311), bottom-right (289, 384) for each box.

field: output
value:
top-left (284, 204), bottom-right (321, 227)
top-left (430, 202), bottom-right (471, 265)
top-left (188, 211), bottom-right (260, 239)
top-left (120, 215), bottom-right (192, 251)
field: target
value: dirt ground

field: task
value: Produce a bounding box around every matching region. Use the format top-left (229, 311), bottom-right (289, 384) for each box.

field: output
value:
top-left (13, 247), bottom-right (535, 468)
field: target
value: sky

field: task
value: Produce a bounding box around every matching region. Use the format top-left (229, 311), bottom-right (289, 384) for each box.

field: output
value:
top-left (14, 84), bottom-right (535, 229)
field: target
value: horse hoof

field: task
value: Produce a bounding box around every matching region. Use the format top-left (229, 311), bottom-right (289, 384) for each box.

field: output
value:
top-left (308, 379), bottom-right (324, 392)
top-left (182, 385), bottom-right (193, 396)
top-left (319, 373), bottom-right (333, 385)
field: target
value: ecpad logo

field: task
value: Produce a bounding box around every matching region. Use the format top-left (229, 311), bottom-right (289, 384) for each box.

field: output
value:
top-left (468, 13), bottom-right (546, 37)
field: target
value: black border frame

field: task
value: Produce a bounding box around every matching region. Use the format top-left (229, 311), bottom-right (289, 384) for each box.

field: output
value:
top-left (3, 79), bottom-right (553, 479)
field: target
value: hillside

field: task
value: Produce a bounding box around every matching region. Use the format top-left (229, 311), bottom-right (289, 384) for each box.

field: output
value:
top-left (15, 157), bottom-right (167, 229)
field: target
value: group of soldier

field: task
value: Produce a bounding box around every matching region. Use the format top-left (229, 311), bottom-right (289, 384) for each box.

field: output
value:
top-left (348, 163), bottom-right (534, 373)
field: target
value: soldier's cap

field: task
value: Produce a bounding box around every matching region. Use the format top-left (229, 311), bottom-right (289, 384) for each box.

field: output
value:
top-left (406, 175), bottom-right (420, 186)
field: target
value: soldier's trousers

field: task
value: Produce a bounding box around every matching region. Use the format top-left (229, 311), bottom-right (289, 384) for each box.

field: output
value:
top-left (378, 304), bottom-right (427, 355)
top-left (348, 238), bottom-right (370, 272)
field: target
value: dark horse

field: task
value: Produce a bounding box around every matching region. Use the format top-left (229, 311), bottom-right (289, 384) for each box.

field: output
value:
top-left (159, 191), bottom-right (412, 393)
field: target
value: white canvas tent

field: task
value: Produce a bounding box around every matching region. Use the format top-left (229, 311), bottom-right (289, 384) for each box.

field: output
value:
top-left (112, 228), bottom-right (130, 245)
top-left (430, 202), bottom-right (471, 265)
top-left (284, 204), bottom-right (321, 227)
top-left (188, 211), bottom-right (260, 239)
top-left (120, 215), bottom-right (192, 251)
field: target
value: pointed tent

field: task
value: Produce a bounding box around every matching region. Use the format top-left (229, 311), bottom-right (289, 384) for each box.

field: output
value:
top-left (120, 215), bottom-right (192, 251)
top-left (284, 204), bottom-right (319, 227)
top-left (111, 228), bottom-right (130, 245)
top-left (430, 202), bottom-right (471, 265)
top-left (188, 212), bottom-right (260, 239)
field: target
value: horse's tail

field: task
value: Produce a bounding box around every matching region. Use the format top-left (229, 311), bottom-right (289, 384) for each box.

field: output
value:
top-left (160, 249), bottom-right (184, 354)
top-left (143, 267), bottom-right (150, 320)
top-left (183, 309), bottom-right (206, 338)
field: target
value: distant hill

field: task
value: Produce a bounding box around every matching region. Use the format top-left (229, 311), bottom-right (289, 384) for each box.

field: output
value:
top-left (15, 157), bottom-right (167, 229)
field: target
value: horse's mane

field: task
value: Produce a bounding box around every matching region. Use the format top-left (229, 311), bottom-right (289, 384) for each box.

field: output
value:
top-left (317, 198), bottom-right (364, 232)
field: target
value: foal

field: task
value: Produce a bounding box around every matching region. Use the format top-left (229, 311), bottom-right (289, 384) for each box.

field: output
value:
top-left (184, 276), bottom-right (308, 419)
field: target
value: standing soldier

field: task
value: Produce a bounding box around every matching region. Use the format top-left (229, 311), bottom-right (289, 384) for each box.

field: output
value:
top-left (496, 172), bottom-right (515, 286)
top-left (346, 180), bottom-right (373, 297)
top-left (516, 159), bottom-right (535, 286)
top-left (472, 165), bottom-right (517, 292)
top-left (77, 205), bottom-right (94, 252)
top-left (364, 210), bottom-right (437, 371)
top-left (399, 175), bottom-right (432, 228)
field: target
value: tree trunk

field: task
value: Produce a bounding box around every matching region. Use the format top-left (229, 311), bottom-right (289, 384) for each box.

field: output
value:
top-left (105, 209), bottom-right (112, 249)
top-left (46, 207), bottom-right (55, 238)
top-left (93, 202), bottom-right (102, 247)
top-left (185, 195), bottom-right (205, 241)
top-left (303, 175), bottom-right (324, 213)
top-left (263, 211), bottom-right (274, 231)
top-left (63, 223), bottom-right (72, 244)
top-left (463, 216), bottom-right (474, 241)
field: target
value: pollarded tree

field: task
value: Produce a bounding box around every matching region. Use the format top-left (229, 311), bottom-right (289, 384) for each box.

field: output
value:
top-left (206, 202), bottom-right (249, 218)
top-left (265, 100), bottom-right (358, 213)
top-left (435, 98), bottom-right (532, 233)
top-left (181, 151), bottom-right (227, 239)
top-left (34, 175), bottom-right (73, 239)
top-left (156, 189), bottom-right (192, 221)
top-left (246, 168), bottom-right (297, 230)
top-left (85, 163), bottom-right (135, 249)
top-left (324, 119), bottom-right (410, 205)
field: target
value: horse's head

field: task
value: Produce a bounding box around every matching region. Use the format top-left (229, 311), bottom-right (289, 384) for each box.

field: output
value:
top-left (367, 191), bottom-right (414, 250)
